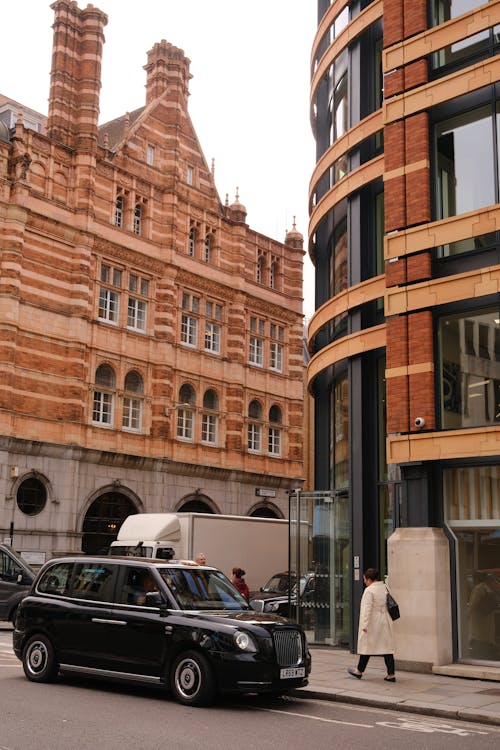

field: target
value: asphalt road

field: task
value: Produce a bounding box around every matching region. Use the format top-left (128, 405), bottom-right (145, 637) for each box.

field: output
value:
top-left (1, 628), bottom-right (500, 750)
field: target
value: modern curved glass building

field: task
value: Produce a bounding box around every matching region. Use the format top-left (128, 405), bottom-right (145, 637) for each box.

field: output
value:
top-left (307, 0), bottom-right (500, 672)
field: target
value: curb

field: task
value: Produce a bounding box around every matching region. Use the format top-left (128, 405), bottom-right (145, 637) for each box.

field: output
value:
top-left (293, 688), bottom-right (500, 728)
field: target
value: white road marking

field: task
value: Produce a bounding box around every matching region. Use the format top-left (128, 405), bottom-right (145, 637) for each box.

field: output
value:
top-left (250, 705), bottom-right (373, 728)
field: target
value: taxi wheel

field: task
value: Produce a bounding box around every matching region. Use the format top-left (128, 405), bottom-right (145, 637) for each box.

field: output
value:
top-left (171, 650), bottom-right (216, 706)
top-left (22, 634), bottom-right (59, 682)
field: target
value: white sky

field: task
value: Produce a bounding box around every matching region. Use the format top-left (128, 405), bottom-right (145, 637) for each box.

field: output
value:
top-left (0, 0), bottom-right (317, 318)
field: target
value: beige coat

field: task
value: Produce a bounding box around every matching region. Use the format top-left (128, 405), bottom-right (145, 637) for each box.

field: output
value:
top-left (357, 580), bottom-right (395, 655)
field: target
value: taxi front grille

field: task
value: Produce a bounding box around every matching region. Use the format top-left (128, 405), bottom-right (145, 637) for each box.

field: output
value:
top-left (273, 629), bottom-right (303, 666)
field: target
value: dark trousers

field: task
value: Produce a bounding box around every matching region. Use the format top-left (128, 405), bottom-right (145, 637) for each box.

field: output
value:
top-left (357, 653), bottom-right (395, 674)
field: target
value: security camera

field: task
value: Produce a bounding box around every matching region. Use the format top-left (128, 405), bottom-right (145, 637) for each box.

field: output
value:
top-left (414, 417), bottom-right (426, 428)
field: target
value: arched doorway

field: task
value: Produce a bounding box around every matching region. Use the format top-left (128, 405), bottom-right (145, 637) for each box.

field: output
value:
top-left (177, 498), bottom-right (214, 513)
top-left (249, 503), bottom-right (282, 519)
top-left (82, 491), bottom-right (139, 554)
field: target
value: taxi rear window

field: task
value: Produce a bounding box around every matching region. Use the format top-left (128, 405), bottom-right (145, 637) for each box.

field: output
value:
top-left (71, 562), bottom-right (116, 602)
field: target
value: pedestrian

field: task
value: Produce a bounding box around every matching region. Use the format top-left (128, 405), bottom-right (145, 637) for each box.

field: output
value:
top-left (347, 567), bottom-right (396, 682)
top-left (195, 552), bottom-right (206, 565)
top-left (231, 567), bottom-right (249, 601)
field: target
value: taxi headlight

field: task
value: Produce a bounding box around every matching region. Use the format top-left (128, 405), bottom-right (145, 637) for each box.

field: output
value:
top-left (234, 630), bottom-right (257, 652)
top-left (265, 601), bottom-right (280, 612)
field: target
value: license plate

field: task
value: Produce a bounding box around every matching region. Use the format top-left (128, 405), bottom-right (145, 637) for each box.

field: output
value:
top-left (280, 667), bottom-right (305, 679)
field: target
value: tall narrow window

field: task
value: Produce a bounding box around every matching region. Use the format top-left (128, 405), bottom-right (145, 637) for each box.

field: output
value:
top-left (188, 227), bottom-right (196, 257)
top-left (127, 274), bottom-right (148, 332)
top-left (115, 195), bottom-right (123, 228)
top-left (146, 145), bottom-right (155, 166)
top-left (177, 384), bottom-right (195, 440)
top-left (268, 405), bottom-right (282, 456)
top-left (257, 255), bottom-right (264, 284)
top-left (270, 324), bottom-right (284, 372)
top-left (202, 389), bottom-right (218, 445)
top-left (93, 364), bottom-right (116, 426)
top-left (270, 257), bottom-right (278, 289)
top-left (134, 203), bottom-right (142, 235)
top-left (249, 316), bottom-right (264, 366)
top-left (123, 370), bottom-right (144, 432)
top-left (248, 399), bottom-right (262, 452)
top-left (204, 233), bottom-right (212, 263)
top-left (187, 166), bottom-right (194, 185)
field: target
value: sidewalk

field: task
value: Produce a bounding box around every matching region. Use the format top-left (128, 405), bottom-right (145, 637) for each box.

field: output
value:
top-left (296, 648), bottom-right (500, 727)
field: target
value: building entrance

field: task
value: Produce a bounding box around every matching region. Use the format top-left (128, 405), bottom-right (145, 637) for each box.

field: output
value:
top-left (289, 490), bottom-right (350, 646)
top-left (82, 492), bottom-right (139, 554)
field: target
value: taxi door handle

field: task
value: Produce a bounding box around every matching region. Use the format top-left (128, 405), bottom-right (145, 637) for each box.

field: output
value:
top-left (91, 618), bottom-right (127, 626)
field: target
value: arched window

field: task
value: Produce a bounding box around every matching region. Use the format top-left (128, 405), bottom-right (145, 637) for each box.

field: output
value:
top-left (248, 399), bottom-right (263, 452)
top-left (134, 203), bottom-right (142, 235)
top-left (268, 405), bottom-right (282, 456)
top-left (204, 233), bottom-right (212, 263)
top-left (202, 389), bottom-right (218, 445)
top-left (115, 195), bottom-right (124, 228)
top-left (177, 383), bottom-right (195, 440)
top-left (123, 370), bottom-right (144, 432)
top-left (188, 227), bottom-right (196, 257)
top-left (93, 364), bottom-right (116, 426)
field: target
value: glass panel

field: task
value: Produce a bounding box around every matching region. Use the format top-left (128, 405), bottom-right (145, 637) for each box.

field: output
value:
top-left (431, 0), bottom-right (489, 69)
top-left (444, 465), bottom-right (500, 663)
top-left (436, 106), bottom-right (495, 219)
top-left (332, 373), bottom-right (349, 490)
top-left (289, 492), bottom-right (350, 647)
top-left (439, 308), bottom-right (500, 428)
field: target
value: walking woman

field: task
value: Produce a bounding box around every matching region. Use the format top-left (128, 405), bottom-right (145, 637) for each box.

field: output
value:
top-left (347, 567), bottom-right (396, 682)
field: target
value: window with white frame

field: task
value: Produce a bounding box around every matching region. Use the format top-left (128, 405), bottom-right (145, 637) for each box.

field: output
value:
top-left (268, 404), bottom-right (282, 456)
top-left (269, 323), bottom-right (284, 372)
top-left (115, 195), bottom-right (124, 227)
top-left (181, 315), bottom-right (197, 346)
top-left (99, 288), bottom-right (119, 324)
top-left (122, 370), bottom-right (144, 432)
top-left (248, 399), bottom-right (262, 452)
top-left (177, 383), bottom-right (195, 440)
top-left (204, 301), bottom-right (222, 354)
top-left (202, 389), bottom-right (218, 445)
top-left (127, 274), bottom-right (148, 332)
top-left (93, 364), bottom-right (116, 426)
top-left (187, 165), bottom-right (194, 185)
top-left (146, 145), bottom-right (155, 166)
top-left (249, 316), bottom-right (265, 366)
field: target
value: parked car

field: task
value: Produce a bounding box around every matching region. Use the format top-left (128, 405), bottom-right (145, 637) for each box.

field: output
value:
top-left (0, 544), bottom-right (35, 624)
top-left (13, 556), bottom-right (311, 706)
top-left (249, 571), bottom-right (317, 622)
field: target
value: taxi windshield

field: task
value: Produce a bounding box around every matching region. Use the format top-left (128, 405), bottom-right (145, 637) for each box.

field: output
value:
top-left (159, 568), bottom-right (250, 611)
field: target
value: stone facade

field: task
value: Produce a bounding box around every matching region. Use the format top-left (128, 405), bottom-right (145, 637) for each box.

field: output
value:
top-left (0, 0), bottom-right (304, 557)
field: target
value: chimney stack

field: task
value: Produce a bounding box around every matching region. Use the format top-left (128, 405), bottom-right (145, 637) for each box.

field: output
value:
top-left (144, 40), bottom-right (192, 110)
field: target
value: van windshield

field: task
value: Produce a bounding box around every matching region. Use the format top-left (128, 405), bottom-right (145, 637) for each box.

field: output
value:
top-left (159, 568), bottom-right (249, 611)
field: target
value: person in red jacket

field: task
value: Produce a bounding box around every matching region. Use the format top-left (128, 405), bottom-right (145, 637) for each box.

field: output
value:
top-left (231, 567), bottom-right (249, 601)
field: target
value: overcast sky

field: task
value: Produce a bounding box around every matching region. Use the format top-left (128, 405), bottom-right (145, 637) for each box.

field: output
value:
top-left (1, 1), bottom-right (317, 317)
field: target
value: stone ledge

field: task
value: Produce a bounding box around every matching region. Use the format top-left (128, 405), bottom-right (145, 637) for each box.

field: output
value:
top-left (433, 663), bottom-right (500, 681)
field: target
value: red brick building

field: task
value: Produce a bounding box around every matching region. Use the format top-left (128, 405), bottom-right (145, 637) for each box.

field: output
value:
top-left (0, 0), bottom-right (304, 557)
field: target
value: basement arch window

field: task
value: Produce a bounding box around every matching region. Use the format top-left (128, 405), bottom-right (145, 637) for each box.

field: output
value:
top-left (17, 476), bottom-right (47, 516)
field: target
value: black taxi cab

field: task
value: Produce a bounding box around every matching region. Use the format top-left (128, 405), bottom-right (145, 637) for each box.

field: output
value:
top-left (13, 556), bottom-right (310, 706)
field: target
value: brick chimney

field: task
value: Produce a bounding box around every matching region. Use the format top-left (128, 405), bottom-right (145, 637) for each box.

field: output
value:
top-left (144, 40), bottom-right (192, 110)
top-left (47, 0), bottom-right (108, 149)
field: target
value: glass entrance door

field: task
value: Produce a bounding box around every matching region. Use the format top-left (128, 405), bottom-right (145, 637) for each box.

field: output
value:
top-left (289, 491), bottom-right (350, 646)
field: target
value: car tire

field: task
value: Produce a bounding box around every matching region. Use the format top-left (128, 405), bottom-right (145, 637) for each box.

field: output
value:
top-left (22, 634), bottom-right (59, 683)
top-left (171, 650), bottom-right (216, 706)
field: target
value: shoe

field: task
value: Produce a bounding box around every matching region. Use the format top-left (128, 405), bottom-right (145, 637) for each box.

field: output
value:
top-left (347, 668), bottom-right (362, 679)
top-left (384, 676), bottom-right (396, 682)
